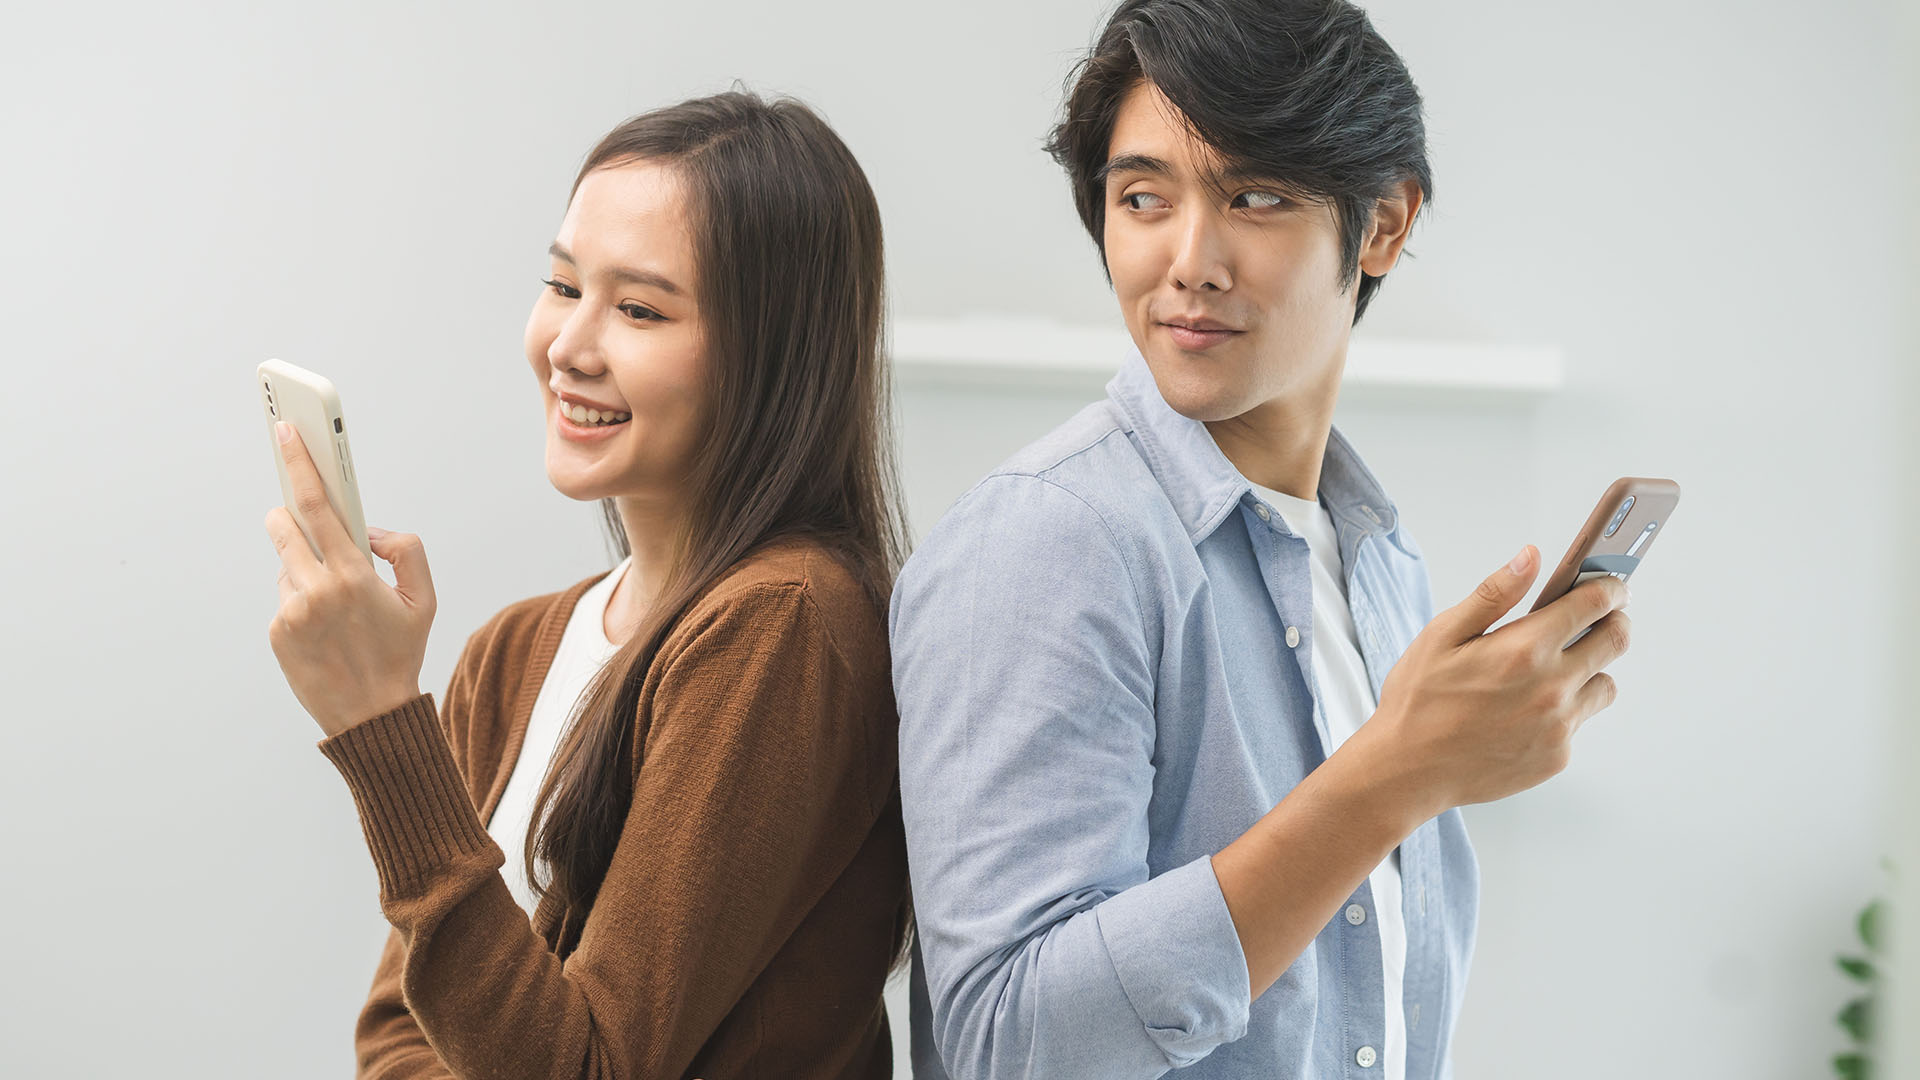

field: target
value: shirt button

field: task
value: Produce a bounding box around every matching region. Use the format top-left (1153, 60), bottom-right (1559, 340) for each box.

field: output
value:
top-left (1285, 626), bottom-right (1300, 648)
top-left (1356, 1046), bottom-right (1378, 1068)
top-left (1254, 504), bottom-right (1271, 521)
top-left (1345, 903), bottom-right (1367, 925)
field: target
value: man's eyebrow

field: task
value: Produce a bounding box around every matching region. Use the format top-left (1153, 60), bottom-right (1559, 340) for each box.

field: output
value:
top-left (1095, 153), bottom-right (1302, 198)
top-left (547, 242), bottom-right (681, 296)
top-left (1215, 163), bottom-right (1301, 192)
top-left (1094, 152), bottom-right (1174, 187)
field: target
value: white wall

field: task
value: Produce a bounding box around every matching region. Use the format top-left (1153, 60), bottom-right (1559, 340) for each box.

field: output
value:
top-left (1883, 0), bottom-right (1919, 1074)
top-left (0, 1), bottom-right (1908, 1076)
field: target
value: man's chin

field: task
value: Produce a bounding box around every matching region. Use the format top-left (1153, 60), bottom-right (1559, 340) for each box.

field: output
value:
top-left (1142, 353), bottom-right (1256, 424)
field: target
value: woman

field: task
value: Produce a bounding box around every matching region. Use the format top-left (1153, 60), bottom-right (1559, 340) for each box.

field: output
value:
top-left (263, 89), bottom-right (913, 1078)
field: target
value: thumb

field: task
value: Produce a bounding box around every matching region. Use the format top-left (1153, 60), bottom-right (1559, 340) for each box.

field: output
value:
top-left (367, 527), bottom-right (435, 610)
top-left (1441, 544), bottom-right (1537, 643)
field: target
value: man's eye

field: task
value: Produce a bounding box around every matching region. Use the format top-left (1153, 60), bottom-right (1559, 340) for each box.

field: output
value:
top-left (541, 277), bottom-right (579, 299)
top-left (1233, 191), bottom-right (1288, 210)
top-left (1123, 192), bottom-right (1168, 211)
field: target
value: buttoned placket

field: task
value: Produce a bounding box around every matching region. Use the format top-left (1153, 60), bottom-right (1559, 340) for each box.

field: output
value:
top-left (1245, 493), bottom-right (1396, 1078)
top-left (1248, 498), bottom-right (1323, 749)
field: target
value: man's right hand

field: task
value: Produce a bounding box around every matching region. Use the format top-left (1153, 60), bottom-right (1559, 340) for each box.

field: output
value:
top-left (1216, 541), bottom-right (1625, 998)
top-left (1368, 544), bottom-right (1632, 817)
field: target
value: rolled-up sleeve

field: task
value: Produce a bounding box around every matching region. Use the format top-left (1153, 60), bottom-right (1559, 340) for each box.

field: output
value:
top-left (892, 472), bottom-right (1251, 1079)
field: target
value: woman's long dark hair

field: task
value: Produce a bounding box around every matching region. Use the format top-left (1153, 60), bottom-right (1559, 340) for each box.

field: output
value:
top-left (525, 89), bottom-right (912, 967)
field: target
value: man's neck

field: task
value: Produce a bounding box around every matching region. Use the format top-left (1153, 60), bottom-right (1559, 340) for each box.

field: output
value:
top-left (1204, 391), bottom-right (1336, 504)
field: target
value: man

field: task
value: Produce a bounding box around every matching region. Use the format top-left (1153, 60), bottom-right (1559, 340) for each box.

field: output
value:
top-left (890, 1), bottom-right (1633, 1078)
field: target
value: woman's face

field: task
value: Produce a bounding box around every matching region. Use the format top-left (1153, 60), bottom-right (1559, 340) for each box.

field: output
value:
top-left (525, 160), bottom-right (706, 509)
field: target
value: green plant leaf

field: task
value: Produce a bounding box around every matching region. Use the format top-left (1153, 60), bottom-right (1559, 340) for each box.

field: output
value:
top-left (1859, 901), bottom-right (1885, 953)
top-left (1837, 956), bottom-right (1877, 982)
top-left (1833, 1051), bottom-right (1872, 1080)
top-left (1839, 997), bottom-right (1875, 1043)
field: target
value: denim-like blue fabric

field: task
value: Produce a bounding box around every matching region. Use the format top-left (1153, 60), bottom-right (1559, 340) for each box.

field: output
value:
top-left (892, 346), bottom-right (1480, 1080)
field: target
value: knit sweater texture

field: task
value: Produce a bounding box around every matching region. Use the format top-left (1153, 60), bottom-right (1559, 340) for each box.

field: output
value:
top-left (315, 538), bottom-right (910, 1079)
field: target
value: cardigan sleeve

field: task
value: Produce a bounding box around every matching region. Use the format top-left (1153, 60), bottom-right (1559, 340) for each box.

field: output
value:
top-left (354, 927), bottom-right (455, 1079)
top-left (349, 624), bottom-right (492, 1079)
top-left (316, 580), bottom-right (889, 1080)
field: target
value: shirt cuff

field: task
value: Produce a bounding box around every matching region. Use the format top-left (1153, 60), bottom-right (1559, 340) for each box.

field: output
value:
top-left (1093, 853), bottom-right (1252, 1067)
top-left (315, 692), bottom-right (501, 901)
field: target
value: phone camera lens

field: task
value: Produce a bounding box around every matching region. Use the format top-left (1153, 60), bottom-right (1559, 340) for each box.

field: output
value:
top-left (1602, 494), bottom-right (1636, 538)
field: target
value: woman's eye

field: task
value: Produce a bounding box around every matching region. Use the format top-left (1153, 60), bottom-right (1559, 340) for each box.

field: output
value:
top-left (539, 279), bottom-right (660, 322)
top-left (1233, 191), bottom-right (1288, 210)
top-left (1122, 192), bottom-right (1168, 211)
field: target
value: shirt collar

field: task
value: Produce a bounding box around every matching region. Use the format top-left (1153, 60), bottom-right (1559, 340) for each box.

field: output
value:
top-left (1105, 343), bottom-right (1402, 546)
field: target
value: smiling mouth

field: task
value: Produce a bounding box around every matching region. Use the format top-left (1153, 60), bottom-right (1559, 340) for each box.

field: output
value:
top-left (556, 401), bottom-right (632, 428)
top-left (1160, 321), bottom-right (1243, 349)
top-left (1159, 312), bottom-right (1240, 329)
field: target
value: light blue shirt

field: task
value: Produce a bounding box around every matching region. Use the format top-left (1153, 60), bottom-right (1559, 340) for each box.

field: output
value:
top-left (891, 346), bottom-right (1480, 1080)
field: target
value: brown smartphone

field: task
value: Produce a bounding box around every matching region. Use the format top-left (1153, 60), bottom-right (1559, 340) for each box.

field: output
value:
top-left (1529, 476), bottom-right (1681, 647)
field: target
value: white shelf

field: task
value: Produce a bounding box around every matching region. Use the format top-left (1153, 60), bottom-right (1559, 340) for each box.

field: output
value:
top-left (891, 316), bottom-right (1563, 396)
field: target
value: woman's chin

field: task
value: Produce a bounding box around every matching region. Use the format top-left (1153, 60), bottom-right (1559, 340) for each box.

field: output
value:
top-left (545, 460), bottom-right (614, 503)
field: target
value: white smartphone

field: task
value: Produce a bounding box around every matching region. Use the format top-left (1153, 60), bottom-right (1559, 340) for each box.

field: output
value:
top-left (258, 359), bottom-right (373, 566)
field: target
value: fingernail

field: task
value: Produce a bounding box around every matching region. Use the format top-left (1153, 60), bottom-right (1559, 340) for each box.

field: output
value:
top-left (276, 421), bottom-right (292, 444)
top-left (1507, 546), bottom-right (1531, 575)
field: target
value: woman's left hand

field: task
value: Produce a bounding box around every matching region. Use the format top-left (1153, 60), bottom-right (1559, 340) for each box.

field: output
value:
top-left (264, 422), bottom-right (436, 738)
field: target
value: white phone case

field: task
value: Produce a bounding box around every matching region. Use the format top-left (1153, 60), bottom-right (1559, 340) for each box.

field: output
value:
top-left (258, 358), bottom-right (373, 566)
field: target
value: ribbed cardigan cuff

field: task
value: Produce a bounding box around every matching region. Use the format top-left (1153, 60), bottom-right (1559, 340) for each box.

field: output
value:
top-left (316, 692), bottom-right (497, 900)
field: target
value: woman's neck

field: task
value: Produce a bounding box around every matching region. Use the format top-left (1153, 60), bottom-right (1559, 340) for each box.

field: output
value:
top-left (603, 497), bottom-right (685, 646)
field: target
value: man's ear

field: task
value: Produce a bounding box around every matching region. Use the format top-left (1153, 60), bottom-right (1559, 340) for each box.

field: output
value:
top-left (1358, 179), bottom-right (1424, 278)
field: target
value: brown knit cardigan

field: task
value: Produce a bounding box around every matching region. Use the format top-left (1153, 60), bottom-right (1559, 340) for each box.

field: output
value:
top-left (314, 539), bottom-right (910, 1079)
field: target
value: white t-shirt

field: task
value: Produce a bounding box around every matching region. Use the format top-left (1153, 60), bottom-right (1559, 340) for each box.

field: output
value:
top-left (485, 554), bottom-right (634, 918)
top-left (1250, 482), bottom-right (1408, 1080)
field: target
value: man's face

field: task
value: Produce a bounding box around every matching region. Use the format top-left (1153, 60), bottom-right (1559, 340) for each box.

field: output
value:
top-left (1100, 80), bottom-right (1366, 423)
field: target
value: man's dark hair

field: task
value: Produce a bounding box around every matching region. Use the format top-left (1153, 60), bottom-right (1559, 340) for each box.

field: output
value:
top-left (1044, 0), bottom-right (1433, 326)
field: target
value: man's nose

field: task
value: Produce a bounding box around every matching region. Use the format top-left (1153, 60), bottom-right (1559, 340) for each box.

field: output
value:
top-left (1166, 213), bottom-right (1233, 292)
